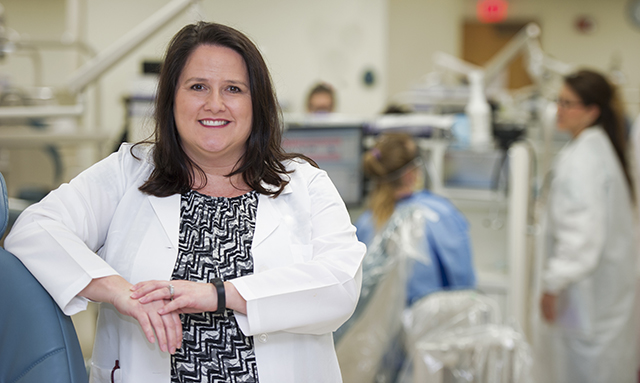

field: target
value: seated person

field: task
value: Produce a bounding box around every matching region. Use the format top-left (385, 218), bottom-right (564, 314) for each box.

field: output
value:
top-left (336, 132), bottom-right (476, 382)
top-left (355, 132), bottom-right (476, 306)
top-left (306, 82), bottom-right (336, 113)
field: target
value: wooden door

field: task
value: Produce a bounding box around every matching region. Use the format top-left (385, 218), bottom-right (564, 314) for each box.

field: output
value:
top-left (462, 22), bottom-right (535, 89)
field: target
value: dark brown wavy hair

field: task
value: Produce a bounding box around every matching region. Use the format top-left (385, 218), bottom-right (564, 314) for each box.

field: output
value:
top-left (136, 21), bottom-right (314, 197)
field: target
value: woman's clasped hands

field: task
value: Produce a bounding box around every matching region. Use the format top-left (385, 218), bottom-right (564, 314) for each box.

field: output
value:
top-left (130, 279), bottom-right (221, 316)
top-left (80, 275), bottom-right (183, 354)
top-left (115, 289), bottom-right (181, 354)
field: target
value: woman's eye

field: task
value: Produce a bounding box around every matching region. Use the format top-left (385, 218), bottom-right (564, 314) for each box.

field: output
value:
top-left (228, 86), bottom-right (241, 93)
top-left (190, 84), bottom-right (205, 91)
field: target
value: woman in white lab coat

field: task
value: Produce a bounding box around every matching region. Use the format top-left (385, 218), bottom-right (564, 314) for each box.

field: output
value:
top-left (540, 69), bottom-right (637, 382)
top-left (5, 22), bottom-right (365, 383)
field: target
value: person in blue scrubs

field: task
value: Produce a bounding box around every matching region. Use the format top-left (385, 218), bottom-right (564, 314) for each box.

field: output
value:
top-left (355, 132), bottom-right (476, 306)
top-left (335, 132), bottom-right (476, 382)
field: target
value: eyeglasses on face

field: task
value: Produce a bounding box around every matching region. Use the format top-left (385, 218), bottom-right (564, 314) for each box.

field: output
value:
top-left (556, 98), bottom-right (584, 109)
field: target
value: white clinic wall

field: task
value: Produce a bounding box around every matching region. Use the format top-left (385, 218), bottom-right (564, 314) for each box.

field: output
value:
top-left (87, 0), bottom-right (389, 133)
top-left (2, 0), bottom-right (640, 191)
top-left (386, 0), bottom-right (462, 103)
top-left (459, 0), bottom-right (640, 83)
top-left (1, 0), bottom-right (388, 136)
top-left (502, 0), bottom-right (640, 117)
top-left (4, 0), bottom-right (640, 138)
top-left (9, 0), bottom-right (639, 118)
top-left (387, 0), bottom-right (640, 116)
top-left (0, 0), bottom-right (69, 88)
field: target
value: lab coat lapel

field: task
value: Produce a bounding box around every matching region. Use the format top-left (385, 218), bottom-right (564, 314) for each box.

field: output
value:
top-left (145, 185), bottom-right (292, 254)
top-left (254, 195), bottom-right (281, 249)
top-left (148, 194), bottom-right (180, 250)
top-left (253, 183), bottom-right (292, 248)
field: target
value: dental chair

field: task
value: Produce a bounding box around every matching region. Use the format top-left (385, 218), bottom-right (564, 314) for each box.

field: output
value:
top-left (0, 173), bottom-right (88, 383)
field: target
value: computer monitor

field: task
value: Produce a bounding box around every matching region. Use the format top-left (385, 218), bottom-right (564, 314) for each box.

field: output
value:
top-left (282, 119), bottom-right (364, 207)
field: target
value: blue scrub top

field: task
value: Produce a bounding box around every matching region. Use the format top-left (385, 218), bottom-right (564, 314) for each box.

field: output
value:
top-left (355, 190), bottom-right (476, 306)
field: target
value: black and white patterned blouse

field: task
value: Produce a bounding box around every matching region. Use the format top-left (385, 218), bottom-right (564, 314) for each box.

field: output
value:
top-left (170, 190), bottom-right (260, 383)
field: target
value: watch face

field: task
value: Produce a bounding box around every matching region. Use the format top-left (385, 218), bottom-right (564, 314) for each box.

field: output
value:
top-left (629, 0), bottom-right (640, 27)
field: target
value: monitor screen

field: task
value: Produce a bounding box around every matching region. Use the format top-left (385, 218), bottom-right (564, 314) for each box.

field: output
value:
top-left (282, 123), bottom-right (364, 206)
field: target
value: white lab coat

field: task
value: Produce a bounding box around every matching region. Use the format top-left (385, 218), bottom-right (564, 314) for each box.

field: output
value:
top-left (5, 143), bottom-right (365, 383)
top-left (542, 126), bottom-right (637, 383)
top-left (629, 114), bottom-right (640, 377)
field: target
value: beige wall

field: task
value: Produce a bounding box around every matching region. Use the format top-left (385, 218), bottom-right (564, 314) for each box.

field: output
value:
top-left (387, 0), bottom-right (462, 105)
top-left (388, 0), bottom-right (640, 116)
top-left (506, 0), bottom-right (640, 116)
top-left (2, 0), bottom-right (640, 194)
top-left (0, 0), bottom-right (388, 193)
top-left (1, 0), bottom-right (388, 122)
top-left (4, 0), bottom-right (640, 126)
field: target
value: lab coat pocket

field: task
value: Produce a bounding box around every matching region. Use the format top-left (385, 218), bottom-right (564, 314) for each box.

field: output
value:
top-left (556, 281), bottom-right (595, 338)
top-left (290, 244), bottom-right (313, 263)
top-left (90, 362), bottom-right (121, 383)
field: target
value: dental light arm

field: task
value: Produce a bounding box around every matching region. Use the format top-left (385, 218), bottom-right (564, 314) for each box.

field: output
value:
top-left (65, 0), bottom-right (200, 95)
top-left (483, 23), bottom-right (541, 87)
top-left (432, 51), bottom-right (482, 77)
top-left (525, 39), bottom-right (574, 84)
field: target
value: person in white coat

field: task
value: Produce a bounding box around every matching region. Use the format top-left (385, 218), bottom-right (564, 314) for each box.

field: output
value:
top-left (5, 22), bottom-right (365, 383)
top-left (540, 69), bottom-right (637, 382)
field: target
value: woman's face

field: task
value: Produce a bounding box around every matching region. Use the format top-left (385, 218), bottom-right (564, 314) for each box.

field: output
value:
top-left (174, 44), bottom-right (253, 168)
top-left (308, 92), bottom-right (334, 113)
top-left (556, 84), bottom-right (599, 137)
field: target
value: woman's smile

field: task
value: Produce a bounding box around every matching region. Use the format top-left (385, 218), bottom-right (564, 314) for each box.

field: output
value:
top-left (199, 119), bottom-right (231, 127)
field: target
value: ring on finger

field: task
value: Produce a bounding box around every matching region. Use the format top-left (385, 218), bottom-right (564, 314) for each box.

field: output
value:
top-left (167, 284), bottom-right (174, 300)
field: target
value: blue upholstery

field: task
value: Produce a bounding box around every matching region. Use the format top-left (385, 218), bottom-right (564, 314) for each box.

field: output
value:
top-left (0, 173), bottom-right (88, 383)
top-left (0, 172), bottom-right (8, 238)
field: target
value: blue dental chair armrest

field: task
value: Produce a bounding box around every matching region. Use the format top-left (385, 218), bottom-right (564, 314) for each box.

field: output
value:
top-left (0, 172), bottom-right (88, 383)
top-left (0, 170), bottom-right (7, 238)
